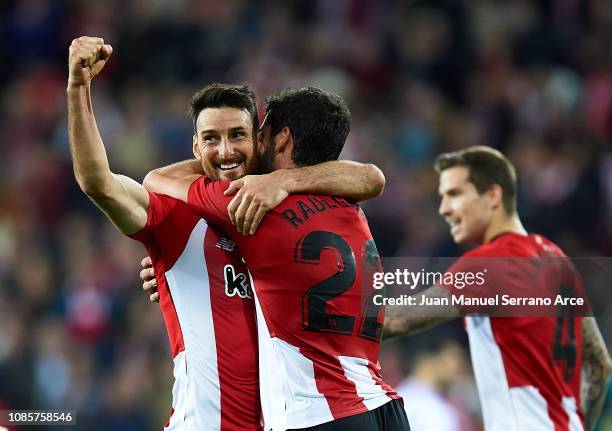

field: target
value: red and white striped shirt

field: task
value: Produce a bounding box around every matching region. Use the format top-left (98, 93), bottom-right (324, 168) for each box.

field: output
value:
top-left (443, 232), bottom-right (584, 431)
top-left (130, 192), bottom-right (261, 431)
top-left (187, 178), bottom-right (400, 430)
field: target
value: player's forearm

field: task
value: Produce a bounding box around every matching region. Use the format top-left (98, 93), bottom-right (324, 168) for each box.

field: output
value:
top-left (143, 159), bottom-right (203, 201)
top-left (67, 85), bottom-right (148, 234)
top-left (382, 286), bottom-right (459, 339)
top-left (581, 317), bottom-right (612, 430)
top-left (67, 84), bottom-right (115, 196)
top-left (582, 372), bottom-right (610, 430)
top-left (282, 161), bottom-right (385, 201)
top-left (384, 307), bottom-right (432, 338)
top-left (383, 305), bottom-right (449, 338)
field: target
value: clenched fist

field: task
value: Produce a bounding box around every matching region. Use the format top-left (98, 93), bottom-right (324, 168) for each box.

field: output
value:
top-left (68, 36), bottom-right (113, 88)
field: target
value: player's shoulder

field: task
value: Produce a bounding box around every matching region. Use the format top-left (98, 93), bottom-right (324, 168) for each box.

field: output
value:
top-left (278, 193), bottom-right (360, 213)
top-left (273, 193), bottom-right (364, 229)
top-left (468, 232), bottom-right (552, 258)
top-left (529, 233), bottom-right (568, 257)
top-left (146, 190), bottom-right (201, 229)
top-left (130, 191), bottom-right (204, 269)
top-left (261, 193), bottom-right (366, 241)
top-left (190, 175), bottom-right (230, 192)
top-left (186, 176), bottom-right (233, 214)
top-left (462, 241), bottom-right (503, 258)
top-left (149, 190), bottom-right (182, 204)
top-left (498, 231), bottom-right (568, 258)
top-left (149, 190), bottom-right (192, 212)
top-left (466, 232), bottom-right (570, 265)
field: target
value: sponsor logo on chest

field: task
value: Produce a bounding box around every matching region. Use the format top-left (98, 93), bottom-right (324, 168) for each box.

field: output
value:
top-left (216, 237), bottom-right (236, 252)
top-left (224, 264), bottom-right (251, 299)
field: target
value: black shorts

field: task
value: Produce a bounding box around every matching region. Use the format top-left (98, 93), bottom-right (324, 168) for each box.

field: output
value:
top-left (290, 399), bottom-right (410, 431)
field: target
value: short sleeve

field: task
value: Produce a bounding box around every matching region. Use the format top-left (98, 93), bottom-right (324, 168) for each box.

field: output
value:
top-left (186, 176), bottom-right (234, 231)
top-left (127, 191), bottom-right (202, 274)
top-left (128, 191), bottom-right (177, 246)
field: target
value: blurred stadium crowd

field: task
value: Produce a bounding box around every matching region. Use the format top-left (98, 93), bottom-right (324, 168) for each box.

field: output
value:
top-left (0, 0), bottom-right (611, 429)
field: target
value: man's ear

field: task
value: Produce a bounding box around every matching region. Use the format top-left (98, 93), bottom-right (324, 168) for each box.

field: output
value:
top-left (488, 184), bottom-right (503, 210)
top-left (192, 135), bottom-right (201, 159)
top-left (274, 126), bottom-right (293, 157)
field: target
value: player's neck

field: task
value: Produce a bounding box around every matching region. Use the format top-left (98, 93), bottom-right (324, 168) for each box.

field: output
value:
top-left (274, 154), bottom-right (297, 170)
top-left (482, 212), bottom-right (527, 244)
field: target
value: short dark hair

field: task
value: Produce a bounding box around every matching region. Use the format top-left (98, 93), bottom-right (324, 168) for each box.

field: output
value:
top-left (263, 87), bottom-right (351, 166)
top-left (434, 146), bottom-right (517, 214)
top-left (189, 83), bottom-right (258, 134)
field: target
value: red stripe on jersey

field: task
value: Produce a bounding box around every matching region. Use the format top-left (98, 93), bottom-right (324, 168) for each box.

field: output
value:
top-left (490, 317), bottom-right (583, 431)
top-left (368, 362), bottom-right (401, 400)
top-left (130, 193), bottom-right (201, 357)
top-left (312, 356), bottom-right (367, 419)
top-left (164, 407), bottom-right (175, 429)
top-left (203, 228), bottom-right (261, 431)
top-left (157, 272), bottom-right (185, 357)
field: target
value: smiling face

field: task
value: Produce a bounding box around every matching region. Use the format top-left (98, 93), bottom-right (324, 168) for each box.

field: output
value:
top-left (193, 107), bottom-right (259, 180)
top-left (438, 166), bottom-right (495, 245)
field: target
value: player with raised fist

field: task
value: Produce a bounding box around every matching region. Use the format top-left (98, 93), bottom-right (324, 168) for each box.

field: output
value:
top-left (68, 36), bottom-right (113, 87)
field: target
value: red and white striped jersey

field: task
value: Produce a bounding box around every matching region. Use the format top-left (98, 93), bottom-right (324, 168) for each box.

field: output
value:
top-left (130, 191), bottom-right (261, 431)
top-left (443, 232), bottom-right (584, 431)
top-left (187, 177), bottom-right (400, 431)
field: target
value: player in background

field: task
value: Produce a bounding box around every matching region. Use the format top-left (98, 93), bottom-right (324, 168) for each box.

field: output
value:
top-left (67, 37), bottom-right (385, 431)
top-left (143, 88), bottom-right (410, 430)
top-left (394, 341), bottom-right (465, 431)
top-left (384, 146), bottom-right (611, 431)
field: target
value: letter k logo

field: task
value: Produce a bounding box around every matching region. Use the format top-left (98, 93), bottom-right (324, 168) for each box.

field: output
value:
top-left (224, 264), bottom-right (251, 299)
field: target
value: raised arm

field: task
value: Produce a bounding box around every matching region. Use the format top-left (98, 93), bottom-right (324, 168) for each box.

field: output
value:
top-left (225, 161), bottom-right (385, 234)
top-left (142, 159), bottom-right (203, 202)
top-left (581, 316), bottom-right (612, 430)
top-left (383, 285), bottom-right (460, 339)
top-left (67, 36), bottom-right (148, 235)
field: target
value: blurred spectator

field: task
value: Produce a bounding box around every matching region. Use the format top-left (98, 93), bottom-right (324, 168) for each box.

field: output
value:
top-left (394, 340), bottom-right (472, 431)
